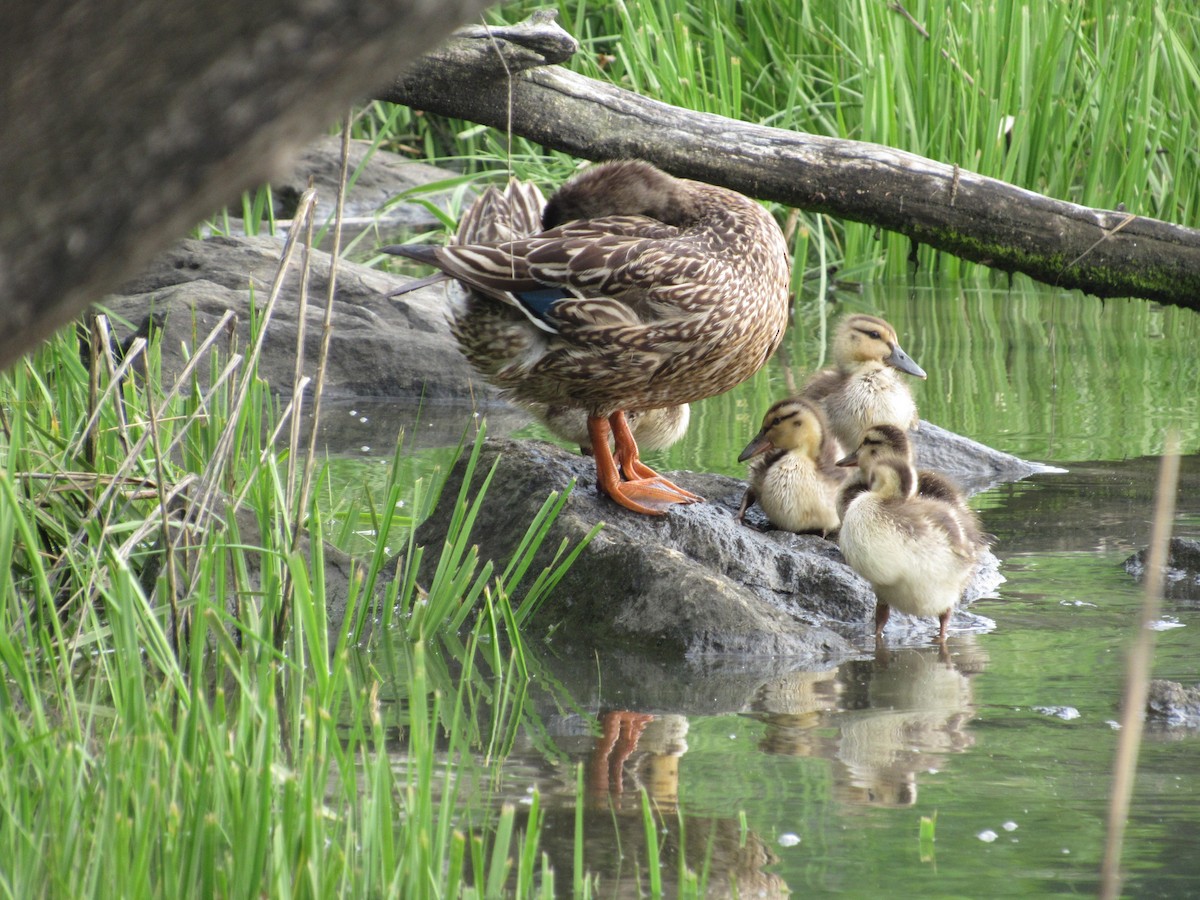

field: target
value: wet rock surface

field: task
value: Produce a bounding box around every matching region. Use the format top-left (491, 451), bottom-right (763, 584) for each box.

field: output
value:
top-left (413, 438), bottom-right (1006, 664)
top-left (1125, 537), bottom-right (1200, 602)
top-left (1146, 679), bottom-right (1200, 729)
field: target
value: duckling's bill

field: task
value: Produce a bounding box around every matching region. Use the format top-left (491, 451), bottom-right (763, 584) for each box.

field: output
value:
top-left (885, 343), bottom-right (927, 379)
top-left (737, 431), bottom-right (774, 462)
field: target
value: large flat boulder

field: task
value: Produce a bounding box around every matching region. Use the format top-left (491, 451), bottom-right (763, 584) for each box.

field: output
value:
top-left (414, 438), bottom-right (1005, 664)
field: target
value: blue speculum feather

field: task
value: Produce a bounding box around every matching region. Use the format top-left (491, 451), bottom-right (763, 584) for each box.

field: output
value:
top-left (515, 286), bottom-right (569, 329)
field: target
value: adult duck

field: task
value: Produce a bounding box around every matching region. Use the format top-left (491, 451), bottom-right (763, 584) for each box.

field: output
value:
top-left (736, 397), bottom-right (844, 536)
top-left (802, 314), bottom-right (926, 453)
top-left (383, 160), bottom-right (790, 514)
top-left (836, 425), bottom-right (985, 643)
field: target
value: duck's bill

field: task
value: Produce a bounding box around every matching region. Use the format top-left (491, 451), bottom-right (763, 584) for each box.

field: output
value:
top-left (835, 451), bottom-right (859, 467)
top-left (737, 433), bottom-right (773, 462)
top-left (886, 344), bottom-right (927, 379)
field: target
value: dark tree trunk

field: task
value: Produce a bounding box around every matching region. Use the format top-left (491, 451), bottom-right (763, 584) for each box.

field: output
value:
top-left (0, 0), bottom-right (492, 372)
top-left (380, 14), bottom-right (1200, 311)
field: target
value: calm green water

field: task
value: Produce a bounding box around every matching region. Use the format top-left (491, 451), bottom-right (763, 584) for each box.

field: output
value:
top-left (327, 275), bottom-right (1200, 896)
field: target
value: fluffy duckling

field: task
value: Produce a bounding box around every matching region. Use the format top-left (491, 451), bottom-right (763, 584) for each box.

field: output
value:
top-left (802, 314), bottom-right (926, 453)
top-left (529, 403), bottom-right (690, 457)
top-left (835, 457), bottom-right (965, 521)
top-left (837, 425), bottom-right (984, 643)
top-left (736, 397), bottom-right (845, 535)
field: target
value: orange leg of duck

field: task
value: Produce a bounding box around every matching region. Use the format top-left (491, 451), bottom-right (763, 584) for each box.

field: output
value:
top-left (588, 412), bottom-right (702, 515)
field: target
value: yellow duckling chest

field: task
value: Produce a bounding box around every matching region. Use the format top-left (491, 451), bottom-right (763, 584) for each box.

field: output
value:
top-left (750, 452), bottom-right (841, 535)
top-left (825, 369), bottom-right (918, 452)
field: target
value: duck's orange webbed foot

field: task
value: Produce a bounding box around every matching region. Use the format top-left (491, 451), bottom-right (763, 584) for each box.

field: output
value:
top-left (589, 412), bottom-right (703, 515)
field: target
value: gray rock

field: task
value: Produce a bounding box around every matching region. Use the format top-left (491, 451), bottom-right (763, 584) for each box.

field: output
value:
top-left (911, 421), bottom-right (1064, 493)
top-left (1146, 679), bottom-right (1200, 728)
top-left (1124, 537), bottom-right (1200, 602)
top-left (413, 438), bottom-right (1003, 664)
top-left (101, 234), bottom-right (498, 404)
top-left (267, 135), bottom-right (472, 244)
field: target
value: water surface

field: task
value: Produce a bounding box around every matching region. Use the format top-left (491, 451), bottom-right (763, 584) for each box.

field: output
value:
top-left (326, 276), bottom-right (1200, 896)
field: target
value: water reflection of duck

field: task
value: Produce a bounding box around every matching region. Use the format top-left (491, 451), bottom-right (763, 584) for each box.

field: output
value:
top-left (382, 159), bottom-right (790, 516)
top-left (801, 314), bottom-right (926, 454)
top-left (833, 643), bottom-right (982, 807)
top-left (736, 397), bottom-right (845, 535)
top-left (751, 643), bottom-right (985, 808)
top-left (587, 710), bottom-right (688, 804)
top-left (837, 425), bottom-right (986, 643)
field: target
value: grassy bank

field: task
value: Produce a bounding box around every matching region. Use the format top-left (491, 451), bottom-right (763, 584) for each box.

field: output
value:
top-left (357, 0), bottom-right (1199, 281)
top-left (0, 194), bottom-right (598, 896)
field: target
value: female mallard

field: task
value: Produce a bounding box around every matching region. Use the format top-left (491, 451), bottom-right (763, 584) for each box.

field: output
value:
top-left (802, 314), bottom-right (926, 453)
top-left (736, 397), bottom-right (844, 536)
top-left (384, 160), bottom-right (790, 515)
top-left (836, 425), bottom-right (985, 643)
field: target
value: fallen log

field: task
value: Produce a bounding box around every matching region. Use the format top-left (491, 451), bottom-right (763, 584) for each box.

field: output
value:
top-left (380, 13), bottom-right (1200, 310)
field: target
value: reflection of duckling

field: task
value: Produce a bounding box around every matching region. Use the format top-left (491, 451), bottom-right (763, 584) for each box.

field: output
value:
top-left (837, 425), bottom-right (985, 643)
top-left (751, 668), bottom-right (843, 757)
top-left (528, 403), bottom-right (690, 457)
top-left (834, 644), bottom-right (979, 807)
top-left (736, 397), bottom-right (845, 535)
top-left (802, 314), bottom-right (926, 453)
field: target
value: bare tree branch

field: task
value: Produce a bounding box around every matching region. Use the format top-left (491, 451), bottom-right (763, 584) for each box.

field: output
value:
top-left (380, 14), bottom-right (1200, 310)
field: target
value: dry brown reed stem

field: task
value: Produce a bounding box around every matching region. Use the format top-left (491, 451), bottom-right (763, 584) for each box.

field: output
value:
top-left (47, 311), bottom-right (223, 626)
top-left (274, 180), bottom-right (318, 646)
top-left (1100, 431), bottom-right (1180, 899)
top-left (191, 189), bottom-right (316, 524)
top-left (296, 115), bottom-right (351, 544)
top-left (277, 115), bottom-right (352, 646)
top-left (143, 352), bottom-right (182, 653)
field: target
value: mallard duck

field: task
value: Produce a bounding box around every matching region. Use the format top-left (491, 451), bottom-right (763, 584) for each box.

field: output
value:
top-left (383, 160), bottom-right (790, 515)
top-left (836, 425), bottom-right (984, 643)
top-left (802, 314), bottom-right (926, 453)
top-left (736, 397), bottom-right (844, 535)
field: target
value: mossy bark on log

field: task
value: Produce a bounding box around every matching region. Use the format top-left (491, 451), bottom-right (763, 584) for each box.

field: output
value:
top-left (381, 13), bottom-right (1200, 310)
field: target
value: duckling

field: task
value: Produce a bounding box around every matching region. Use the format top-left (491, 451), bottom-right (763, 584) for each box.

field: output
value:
top-left (528, 403), bottom-right (690, 457)
top-left (382, 160), bottom-right (790, 516)
top-left (837, 425), bottom-right (985, 643)
top-left (836, 424), bottom-right (978, 522)
top-left (802, 314), bottom-right (926, 453)
top-left (736, 397), bottom-right (845, 535)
